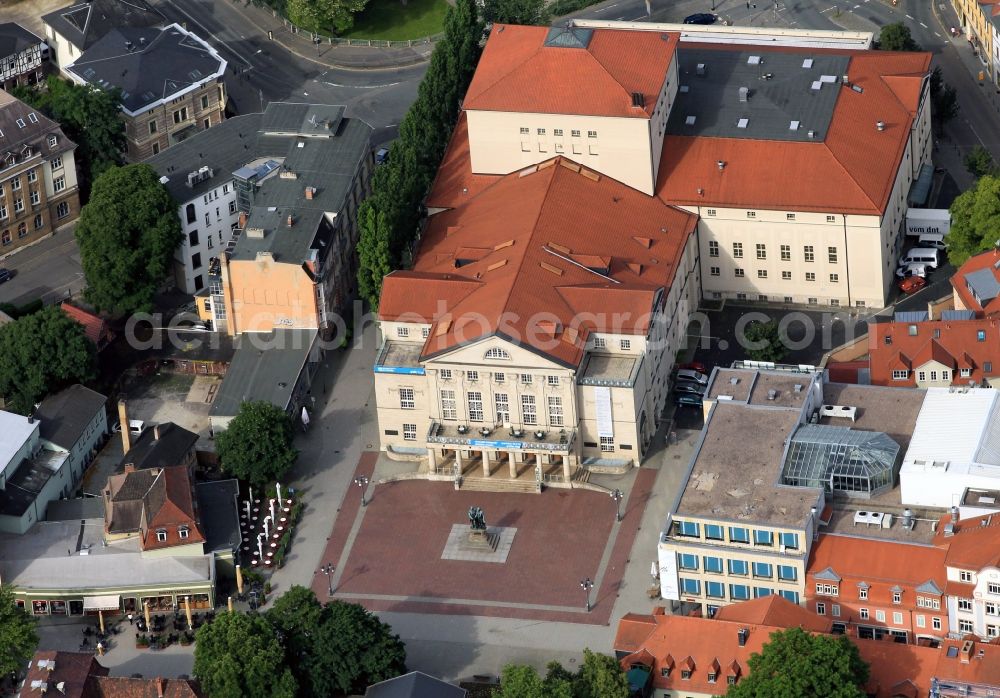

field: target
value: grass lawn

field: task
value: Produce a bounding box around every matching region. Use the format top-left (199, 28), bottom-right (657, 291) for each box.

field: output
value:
top-left (342, 0), bottom-right (449, 40)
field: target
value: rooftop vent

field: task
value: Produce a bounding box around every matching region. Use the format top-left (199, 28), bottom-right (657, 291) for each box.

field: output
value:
top-left (802, 58), bottom-right (814, 69)
top-left (631, 91), bottom-right (644, 107)
top-left (737, 118), bottom-right (749, 129)
top-left (685, 115), bottom-right (696, 126)
top-left (246, 226), bottom-right (265, 239)
top-left (793, 383), bottom-right (803, 392)
top-left (842, 73), bottom-right (850, 83)
top-left (730, 377), bottom-right (739, 385)
top-left (738, 627), bottom-right (749, 647)
top-left (876, 121), bottom-right (886, 131)
top-left (811, 81), bottom-right (823, 91)
top-left (851, 83), bottom-right (864, 93)
top-left (125, 39), bottom-right (133, 50)
top-left (717, 160), bottom-right (726, 171)
top-left (696, 63), bottom-right (706, 76)
top-left (767, 389), bottom-right (777, 400)
top-left (807, 130), bottom-right (816, 139)
top-left (739, 86), bottom-right (749, 103)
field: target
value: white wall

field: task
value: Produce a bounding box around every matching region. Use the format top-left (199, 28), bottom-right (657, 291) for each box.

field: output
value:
top-left (174, 180), bottom-right (240, 294)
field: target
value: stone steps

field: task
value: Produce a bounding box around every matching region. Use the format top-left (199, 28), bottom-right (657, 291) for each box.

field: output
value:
top-left (459, 476), bottom-right (541, 494)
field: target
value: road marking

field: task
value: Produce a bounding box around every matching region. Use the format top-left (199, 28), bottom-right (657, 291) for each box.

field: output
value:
top-left (935, 31), bottom-right (942, 37)
top-left (920, 21), bottom-right (928, 27)
top-left (323, 81), bottom-right (401, 89)
top-left (853, 4), bottom-right (860, 9)
top-left (616, 15), bottom-right (626, 19)
top-left (906, 13), bottom-right (914, 19)
top-left (604, 2), bottom-right (620, 7)
top-left (161, 0), bottom-right (253, 67)
top-left (821, 6), bottom-right (834, 12)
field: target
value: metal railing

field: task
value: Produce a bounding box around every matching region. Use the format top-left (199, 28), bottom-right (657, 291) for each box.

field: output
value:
top-left (274, 11), bottom-right (445, 48)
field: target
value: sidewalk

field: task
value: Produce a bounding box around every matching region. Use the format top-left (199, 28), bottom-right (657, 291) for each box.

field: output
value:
top-left (222, 0), bottom-right (435, 70)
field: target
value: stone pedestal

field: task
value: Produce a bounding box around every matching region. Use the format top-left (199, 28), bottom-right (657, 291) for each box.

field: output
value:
top-left (467, 528), bottom-right (500, 552)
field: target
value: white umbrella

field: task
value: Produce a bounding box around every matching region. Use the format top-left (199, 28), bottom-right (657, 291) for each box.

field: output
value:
top-left (650, 561), bottom-right (659, 578)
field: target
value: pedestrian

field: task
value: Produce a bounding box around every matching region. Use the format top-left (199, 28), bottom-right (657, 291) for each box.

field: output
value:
top-left (96, 641), bottom-right (104, 656)
top-left (127, 613), bottom-right (133, 625)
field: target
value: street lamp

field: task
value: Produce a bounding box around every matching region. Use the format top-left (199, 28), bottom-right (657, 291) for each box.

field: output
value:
top-left (313, 36), bottom-right (321, 56)
top-left (354, 476), bottom-right (370, 507)
top-left (610, 489), bottom-right (624, 522)
top-left (320, 563), bottom-right (334, 595)
top-left (580, 578), bottom-right (594, 612)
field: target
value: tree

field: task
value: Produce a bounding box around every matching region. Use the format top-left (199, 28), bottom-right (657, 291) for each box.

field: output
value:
top-left (15, 76), bottom-right (124, 194)
top-left (930, 66), bottom-right (959, 128)
top-left (0, 306), bottom-right (95, 414)
top-left (74, 164), bottom-right (182, 315)
top-left (726, 627), bottom-right (869, 698)
top-left (265, 585), bottom-right (324, 681)
top-left (216, 401), bottom-right (298, 487)
top-left (285, 0), bottom-right (368, 33)
top-left (877, 22), bottom-right (920, 51)
top-left (575, 649), bottom-right (630, 698)
top-left (483, 0), bottom-right (551, 24)
top-left (965, 145), bottom-right (996, 178)
top-left (741, 320), bottom-right (788, 363)
top-left (0, 586), bottom-right (38, 679)
top-left (948, 173), bottom-right (1000, 265)
top-left (305, 600), bottom-right (407, 696)
top-left (193, 612), bottom-right (297, 698)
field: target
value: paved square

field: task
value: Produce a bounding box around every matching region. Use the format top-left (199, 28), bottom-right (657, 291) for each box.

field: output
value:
top-left (441, 525), bottom-right (516, 563)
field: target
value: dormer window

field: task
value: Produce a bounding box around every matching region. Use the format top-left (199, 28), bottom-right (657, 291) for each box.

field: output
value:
top-left (47, 135), bottom-right (57, 148)
top-left (179, 526), bottom-right (190, 540)
top-left (156, 529), bottom-right (167, 542)
top-left (681, 670), bottom-right (692, 680)
top-left (660, 667), bottom-right (671, 677)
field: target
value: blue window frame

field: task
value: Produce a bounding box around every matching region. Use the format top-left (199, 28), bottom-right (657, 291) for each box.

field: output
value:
top-left (705, 524), bottom-right (724, 540)
top-left (728, 559), bottom-right (749, 576)
top-left (730, 584), bottom-right (751, 600)
top-left (680, 578), bottom-right (701, 595)
top-left (754, 587), bottom-right (773, 598)
top-left (678, 554), bottom-right (698, 570)
top-left (778, 565), bottom-right (797, 581)
top-left (676, 521), bottom-right (700, 537)
top-left (704, 556), bottom-right (724, 574)
top-left (780, 532), bottom-right (800, 550)
top-left (779, 590), bottom-right (800, 604)
top-left (753, 529), bottom-right (774, 546)
top-left (753, 562), bottom-right (773, 578)
top-left (706, 581), bottom-right (725, 598)
top-left (729, 526), bottom-right (750, 543)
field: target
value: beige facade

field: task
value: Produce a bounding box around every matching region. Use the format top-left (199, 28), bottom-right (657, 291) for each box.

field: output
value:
top-left (375, 231), bottom-right (701, 473)
top-left (124, 81), bottom-right (226, 162)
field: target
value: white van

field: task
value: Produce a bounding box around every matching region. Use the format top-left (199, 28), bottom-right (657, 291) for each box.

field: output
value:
top-left (898, 248), bottom-right (939, 269)
top-left (918, 233), bottom-right (947, 250)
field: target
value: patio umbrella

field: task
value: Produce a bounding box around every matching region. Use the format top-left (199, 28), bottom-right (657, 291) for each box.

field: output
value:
top-left (227, 596), bottom-right (234, 613)
top-left (143, 600), bottom-right (151, 628)
top-left (185, 596), bottom-right (193, 631)
top-left (236, 564), bottom-right (244, 594)
top-left (98, 609), bottom-right (105, 634)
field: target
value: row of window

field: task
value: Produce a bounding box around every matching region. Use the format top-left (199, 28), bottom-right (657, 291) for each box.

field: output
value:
top-left (1, 213), bottom-right (47, 244)
top-left (435, 368), bottom-right (564, 386)
top-left (154, 525), bottom-right (191, 542)
top-left (518, 127), bottom-right (598, 138)
top-left (679, 578), bottom-right (800, 604)
top-left (891, 368), bottom-right (984, 381)
top-left (677, 554), bottom-right (798, 581)
top-left (673, 521), bottom-right (800, 550)
top-left (712, 242), bottom-right (838, 263)
top-left (705, 209), bottom-right (839, 223)
top-left (710, 291), bottom-right (860, 307)
top-left (711, 267), bottom-right (840, 283)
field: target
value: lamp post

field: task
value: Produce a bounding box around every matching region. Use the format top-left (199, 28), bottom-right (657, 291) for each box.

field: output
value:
top-left (610, 488), bottom-right (624, 522)
top-left (320, 563), bottom-right (335, 595)
top-left (354, 476), bottom-right (370, 507)
top-left (580, 578), bottom-right (594, 612)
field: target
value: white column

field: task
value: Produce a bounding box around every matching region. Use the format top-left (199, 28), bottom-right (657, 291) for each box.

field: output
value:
top-left (482, 450), bottom-right (492, 477)
top-left (428, 448), bottom-right (437, 470)
top-left (508, 451), bottom-right (518, 478)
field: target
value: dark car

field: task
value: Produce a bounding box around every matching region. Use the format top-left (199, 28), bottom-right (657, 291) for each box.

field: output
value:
top-left (684, 12), bottom-right (717, 24)
top-left (375, 147), bottom-right (390, 165)
top-left (0, 268), bottom-right (12, 284)
top-left (674, 381), bottom-right (705, 396)
top-left (674, 393), bottom-right (703, 408)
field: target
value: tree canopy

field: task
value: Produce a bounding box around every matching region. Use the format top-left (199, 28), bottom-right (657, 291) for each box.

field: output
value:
top-left (193, 612), bottom-right (297, 698)
top-left (14, 76), bottom-right (124, 194)
top-left (216, 401), bottom-right (298, 487)
top-left (965, 145), bottom-right (996, 178)
top-left (0, 586), bottom-right (38, 679)
top-left (357, 0), bottom-right (483, 308)
top-left (285, 0), bottom-right (368, 33)
top-left (930, 66), bottom-right (959, 128)
top-left (498, 651), bottom-right (629, 698)
top-left (0, 305), bottom-right (95, 414)
top-left (948, 173), bottom-right (1000, 265)
top-left (725, 627), bottom-right (869, 698)
top-left (482, 0), bottom-right (551, 24)
top-left (877, 22), bottom-right (920, 51)
top-left (741, 320), bottom-right (788, 363)
top-left (264, 587), bottom-right (406, 697)
top-left (74, 164), bottom-right (182, 315)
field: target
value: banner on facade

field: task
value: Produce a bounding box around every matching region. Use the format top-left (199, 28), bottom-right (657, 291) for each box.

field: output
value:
top-left (658, 548), bottom-right (680, 601)
top-left (595, 386), bottom-right (613, 438)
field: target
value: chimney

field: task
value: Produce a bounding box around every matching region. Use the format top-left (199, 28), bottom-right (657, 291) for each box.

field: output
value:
top-left (153, 424), bottom-right (161, 440)
top-left (876, 121), bottom-right (886, 131)
top-left (304, 186), bottom-right (314, 200)
top-left (238, 211), bottom-right (247, 229)
top-left (286, 214), bottom-right (294, 227)
top-left (124, 464), bottom-right (135, 473)
top-left (157, 678), bottom-right (166, 698)
top-left (961, 640), bottom-right (975, 663)
top-left (118, 400), bottom-right (132, 453)
top-left (951, 505), bottom-right (960, 523)
top-left (738, 627), bottom-right (749, 647)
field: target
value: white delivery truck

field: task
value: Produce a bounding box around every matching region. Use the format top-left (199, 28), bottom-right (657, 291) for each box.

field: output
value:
top-left (906, 208), bottom-right (951, 238)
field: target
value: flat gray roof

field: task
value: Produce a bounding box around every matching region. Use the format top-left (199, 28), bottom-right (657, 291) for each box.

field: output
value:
top-left (210, 329), bottom-right (317, 418)
top-left (194, 479), bottom-right (241, 553)
top-left (748, 372), bottom-right (811, 408)
top-left (0, 451), bottom-right (68, 517)
top-left (666, 46), bottom-right (849, 142)
top-left (35, 384), bottom-right (107, 452)
top-left (46, 497), bottom-right (104, 521)
top-left (580, 354), bottom-right (638, 385)
top-left (819, 383), bottom-right (925, 454)
top-left (707, 368), bottom-right (754, 402)
top-left (378, 341), bottom-right (422, 368)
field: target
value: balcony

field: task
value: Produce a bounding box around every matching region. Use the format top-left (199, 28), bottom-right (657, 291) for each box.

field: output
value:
top-left (427, 420), bottom-right (575, 453)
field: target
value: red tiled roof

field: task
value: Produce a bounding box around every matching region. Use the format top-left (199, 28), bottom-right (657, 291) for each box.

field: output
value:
top-left (612, 611), bottom-right (658, 652)
top-left (141, 466), bottom-right (204, 551)
top-left (656, 47), bottom-right (930, 215)
top-left (380, 157), bottom-right (697, 366)
top-left (714, 594), bottom-right (832, 633)
top-left (464, 25), bottom-right (675, 118)
top-left (933, 513), bottom-right (1000, 570)
top-left (867, 318), bottom-right (1000, 386)
top-left (24, 651), bottom-right (108, 698)
top-left (426, 113), bottom-right (502, 210)
top-left (952, 249), bottom-right (1000, 317)
top-left (62, 301), bottom-right (111, 347)
top-left (84, 676), bottom-right (204, 698)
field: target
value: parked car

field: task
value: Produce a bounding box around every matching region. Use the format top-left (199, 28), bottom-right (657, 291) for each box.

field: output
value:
top-left (375, 148), bottom-right (390, 165)
top-left (674, 382), bottom-right (706, 396)
top-left (677, 361), bottom-right (708, 374)
top-left (674, 393), bottom-right (703, 408)
top-left (0, 268), bottom-right (13, 284)
top-left (895, 263), bottom-right (928, 279)
top-left (675, 369), bottom-right (709, 385)
top-left (898, 275), bottom-right (928, 294)
top-left (684, 12), bottom-right (717, 24)
top-left (113, 419), bottom-right (148, 438)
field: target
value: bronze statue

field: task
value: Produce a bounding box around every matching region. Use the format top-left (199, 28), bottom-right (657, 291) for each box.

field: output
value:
top-left (468, 506), bottom-right (486, 531)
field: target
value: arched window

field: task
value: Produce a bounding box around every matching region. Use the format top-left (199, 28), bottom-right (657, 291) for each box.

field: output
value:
top-left (484, 347), bottom-right (510, 360)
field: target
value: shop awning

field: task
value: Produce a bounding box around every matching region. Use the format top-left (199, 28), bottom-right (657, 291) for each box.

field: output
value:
top-left (83, 595), bottom-right (120, 611)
